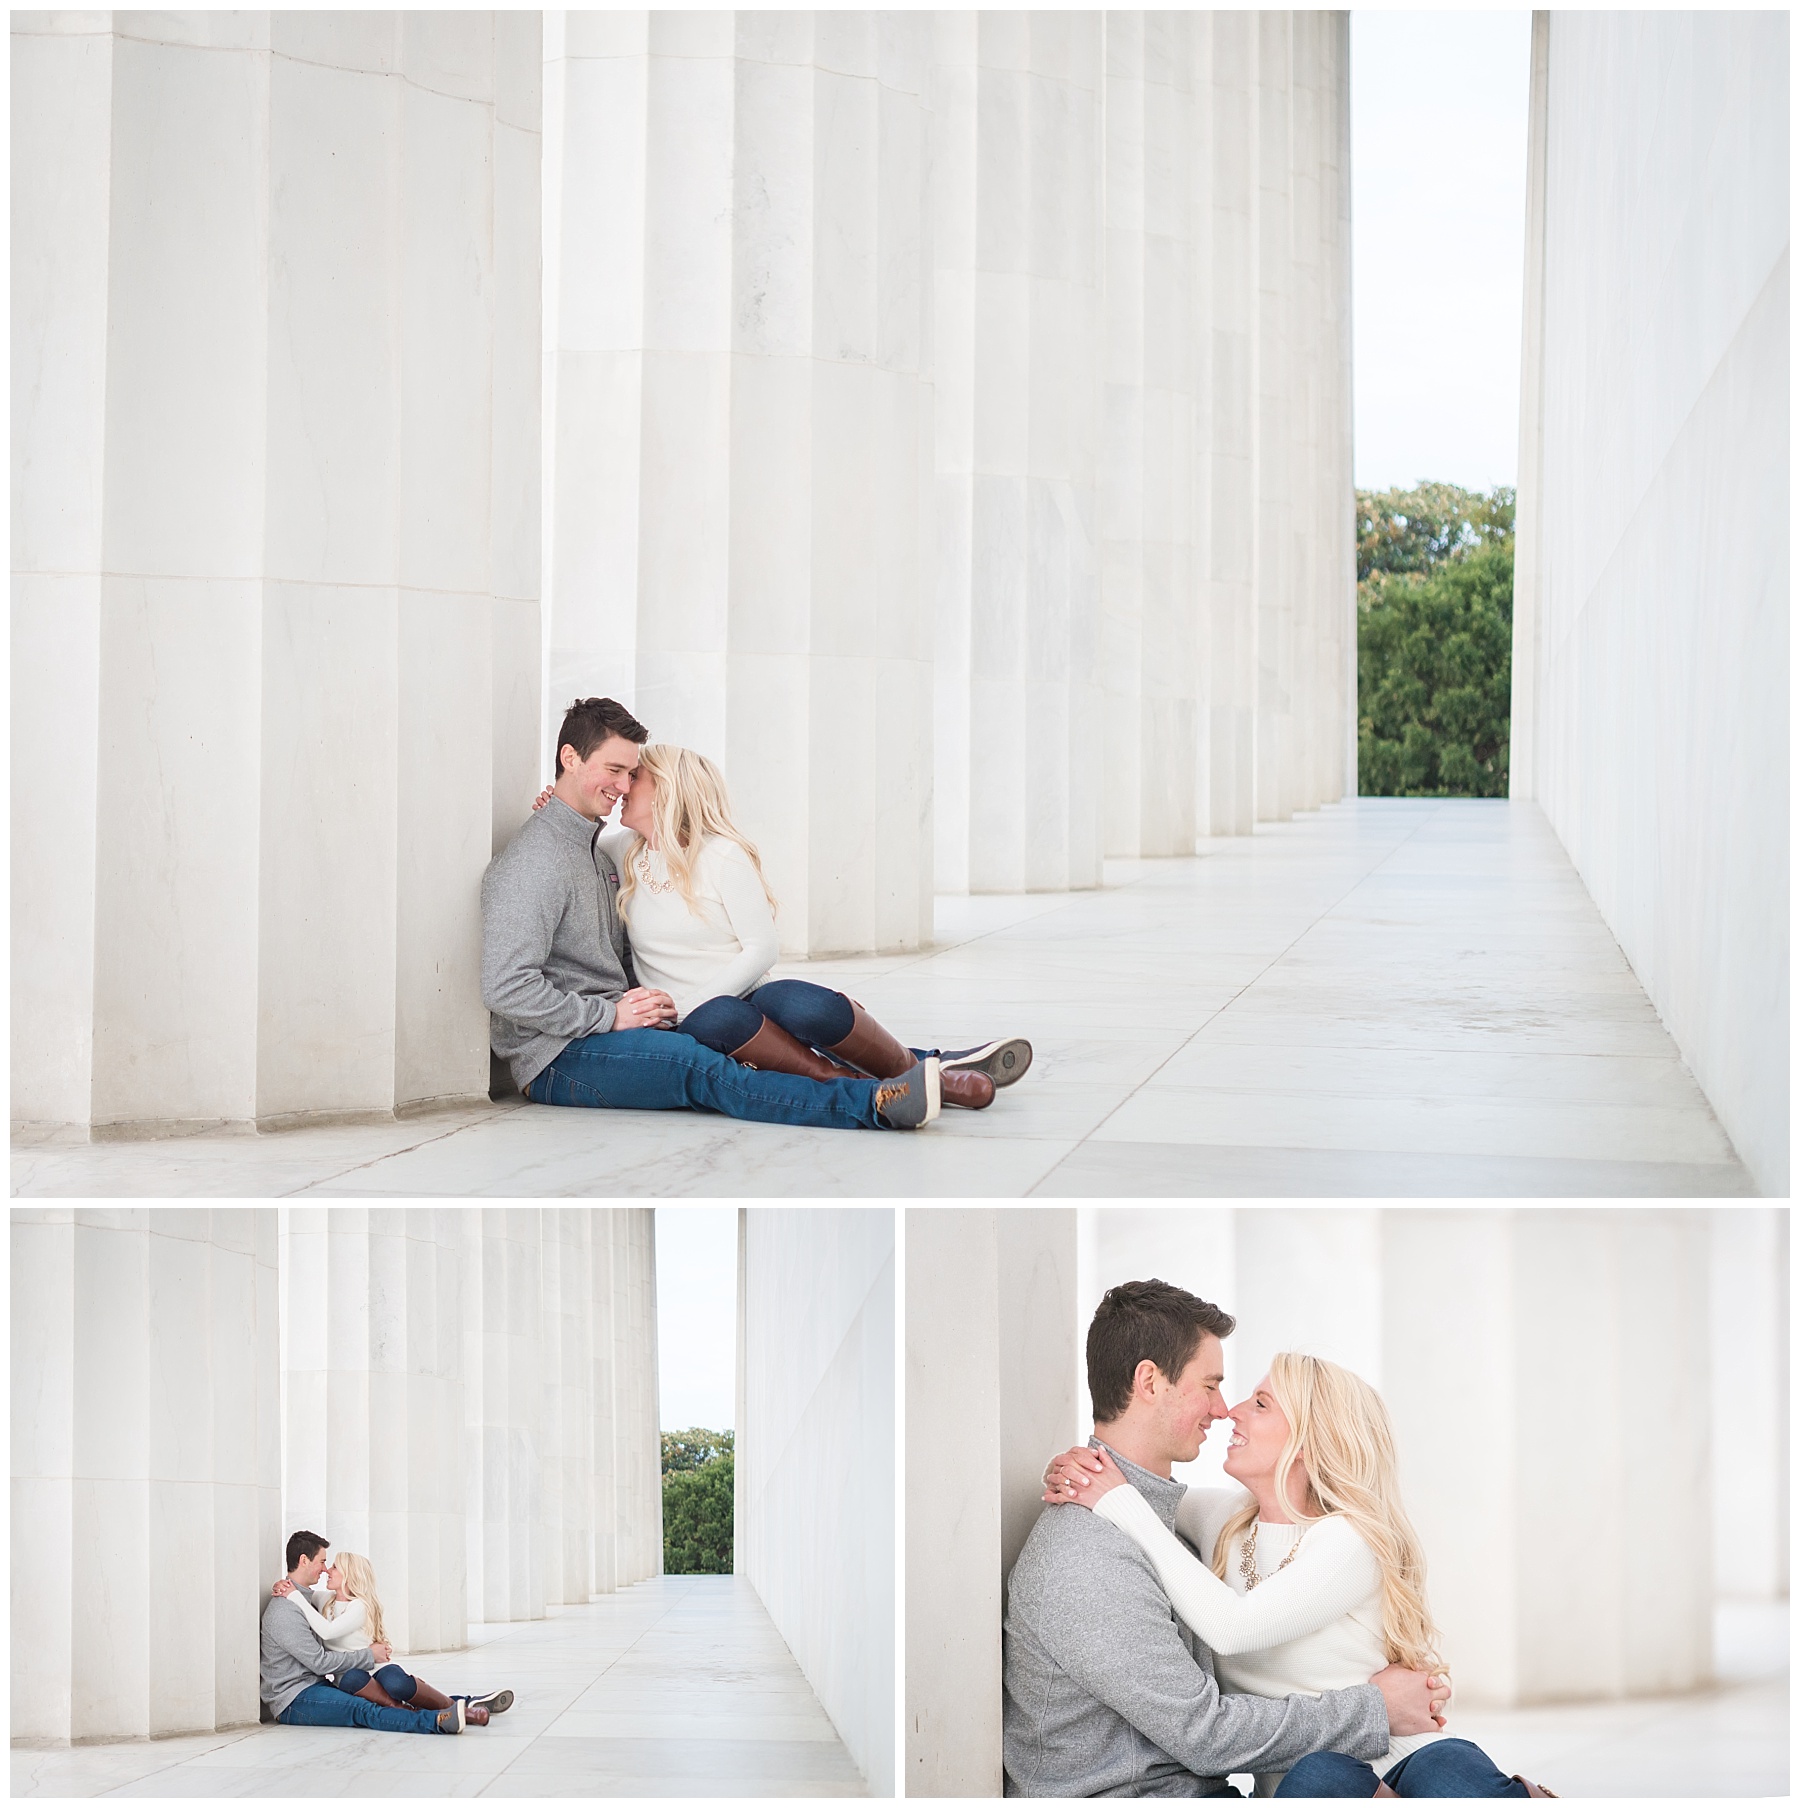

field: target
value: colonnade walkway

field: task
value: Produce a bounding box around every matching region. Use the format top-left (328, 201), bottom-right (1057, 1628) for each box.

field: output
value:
top-left (11, 799), bottom-right (1756, 1197)
top-left (10, 1575), bottom-right (866, 1798)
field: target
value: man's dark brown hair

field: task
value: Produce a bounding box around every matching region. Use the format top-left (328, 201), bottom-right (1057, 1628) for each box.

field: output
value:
top-left (285, 1529), bottom-right (328, 1573)
top-left (1086, 1278), bottom-right (1236, 1422)
top-left (555, 696), bottom-right (648, 776)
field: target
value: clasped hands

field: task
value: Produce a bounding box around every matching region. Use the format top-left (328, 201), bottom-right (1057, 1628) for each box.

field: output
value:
top-left (1038, 1446), bottom-right (1450, 1735)
top-left (613, 987), bottom-right (676, 1031)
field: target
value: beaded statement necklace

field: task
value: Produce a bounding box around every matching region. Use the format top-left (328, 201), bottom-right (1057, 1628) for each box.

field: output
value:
top-left (1239, 1519), bottom-right (1309, 1590)
top-left (633, 846), bottom-right (676, 896)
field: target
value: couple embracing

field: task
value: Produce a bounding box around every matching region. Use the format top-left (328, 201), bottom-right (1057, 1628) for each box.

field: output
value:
top-left (1007, 1280), bottom-right (1555, 1799)
top-left (259, 1531), bottom-right (513, 1735)
top-left (481, 696), bottom-right (1032, 1131)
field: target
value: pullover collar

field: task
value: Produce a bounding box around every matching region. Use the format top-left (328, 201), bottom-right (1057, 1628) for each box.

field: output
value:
top-left (1090, 1436), bottom-right (1186, 1531)
top-left (540, 793), bottom-right (603, 850)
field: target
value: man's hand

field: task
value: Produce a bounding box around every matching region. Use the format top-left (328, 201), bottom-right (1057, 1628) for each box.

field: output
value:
top-left (1370, 1664), bottom-right (1450, 1736)
top-left (370, 1642), bottom-right (392, 1664)
top-left (612, 987), bottom-right (676, 1031)
top-left (272, 1577), bottom-right (295, 1596)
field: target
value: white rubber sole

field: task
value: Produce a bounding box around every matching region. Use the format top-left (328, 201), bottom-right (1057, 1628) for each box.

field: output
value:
top-left (923, 1057), bottom-right (942, 1124)
top-left (941, 1037), bottom-right (1032, 1087)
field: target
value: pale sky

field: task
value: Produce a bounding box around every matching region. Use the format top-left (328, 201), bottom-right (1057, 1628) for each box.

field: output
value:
top-left (1351, 11), bottom-right (1534, 493)
top-left (655, 1206), bottom-right (737, 1433)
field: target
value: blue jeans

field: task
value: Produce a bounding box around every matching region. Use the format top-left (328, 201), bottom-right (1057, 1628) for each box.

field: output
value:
top-left (332, 1664), bottom-right (416, 1701)
top-left (1276, 1740), bottom-right (1527, 1797)
top-left (523, 1027), bottom-right (893, 1130)
top-left (279, 1680), bottom-right (442, 1734)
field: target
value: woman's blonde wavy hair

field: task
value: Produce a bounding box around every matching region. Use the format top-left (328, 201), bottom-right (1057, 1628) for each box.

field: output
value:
top-left (616, 744), bottom-right (777, 921)
top-left (327, 1550), bottom-right (388, 1649)
top-left (1210, 1352), bottom-right (1447, 1678)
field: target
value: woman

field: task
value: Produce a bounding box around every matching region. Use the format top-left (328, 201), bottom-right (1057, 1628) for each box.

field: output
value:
top-left (535, 745), bottom-right (1030, 1108)
top-left (278, 1553), bottom-right (513, 1727)
top-left (1043, 1354), bottom-right (1553, 1798)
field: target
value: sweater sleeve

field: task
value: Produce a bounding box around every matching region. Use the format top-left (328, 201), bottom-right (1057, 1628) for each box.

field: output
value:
top-left (481, 844), bottom-right (618, 1037)
top-left (1096, 1488), bottom-right (1384, 1657)
top-left (1037, 1521), bottom-right (1391, 1775)
top-left (674, 841), bottom-right (781, 1019)
top-left (288, 1589), bottom-right (338, 1642)
top-left (265, 1598), bottom-right (377, 1683)
top-left (1174, 1485), bottom-right (1253, 1563)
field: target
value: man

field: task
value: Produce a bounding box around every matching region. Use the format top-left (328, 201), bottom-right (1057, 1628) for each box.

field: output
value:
top-left (481, 695), bottom-right (944, 1129)
top-left (261, 1531), bottom-right (462, 1735)
top-left (1003, 1281), bottom-right (1448, 1796)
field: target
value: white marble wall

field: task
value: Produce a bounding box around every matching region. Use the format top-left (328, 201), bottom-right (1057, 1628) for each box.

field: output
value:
top-left (10, 12), bottom-right (542, 1136)
top-left (1511, 11), bottom-right (1789, 1195)
top-left (281, 1209), bottom-right (466, 1655)
top-left (544, 12), bottom-right (935, 955)
top-left (11, 1209), bottom-right (281, 1743)
top-left (904, 1206), bottom-right (1077, 1797)
top-left (741, 1208), bottom-right (895, 1796)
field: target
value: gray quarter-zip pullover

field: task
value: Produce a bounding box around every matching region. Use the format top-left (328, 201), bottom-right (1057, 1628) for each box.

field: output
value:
top-left (1002, 1441), bottom-right (1389, 1797)
top-left (481, 796), bottom-right (633, 1092)
top-left (260, 1592), bottom-right (378, 1720)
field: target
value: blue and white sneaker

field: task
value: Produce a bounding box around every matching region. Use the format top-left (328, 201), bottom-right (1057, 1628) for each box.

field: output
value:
top-left (939, 1037), bottom-right (1032, 1088)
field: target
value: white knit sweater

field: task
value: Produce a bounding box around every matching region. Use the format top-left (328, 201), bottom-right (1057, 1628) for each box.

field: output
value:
top-left (290, 1586), bottom-right (374, 1654)
top-left (1095, 1483), bottom-right (1444, 1792)
top-left (604, 830), bottom-right (779, 1024)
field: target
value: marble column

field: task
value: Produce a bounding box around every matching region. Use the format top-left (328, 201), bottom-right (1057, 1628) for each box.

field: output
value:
top-left (1100, 15), bottom-right (1202, 859)
top-left (464, 1207), bottom-right (548, 1622)
top-left (539, 1208), bottom-right (595, 1606)
top-left (280, 1208), bottom-right (466, 1655)
top-left (11, 1209), bottom-right (280, 1743)
top-left (1382, 1209), bottom-right (1713, 1704)
top-left (10, 12), bottom-right (541, 1137)
top-left (586, 1207), bottom-right (662, 1595)
top-left (905, 1206), bottom-right (1078, 1796)
top-left (1199, 12), bottom-right (1260, 836)
top-left (933, 13), bottom-right (1105, 893)
top-left (544, 12), bottom-right (935, 955)
top-left (741, 1208), bottom-right (896, 1794)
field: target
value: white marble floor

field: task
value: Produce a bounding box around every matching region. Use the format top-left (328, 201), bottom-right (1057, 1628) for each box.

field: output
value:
top-left (12, 800), bottom-right (1758, 1198)
top-left (1241, 1599), bottom-right (1785, 1800)
top-left (9, 1575), bottom-right (867, 1798)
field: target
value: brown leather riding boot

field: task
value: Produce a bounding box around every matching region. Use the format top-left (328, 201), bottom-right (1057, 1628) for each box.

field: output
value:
top-left (827, 1002), bottom-right (994, 1107)
top-left (354, 1679), bottom-right (401, 1709)
top-left (824, 1002), bottom-right (914, 1079)
top-left (408, 1679), bottom-right (452, 1712)
top-left (730, 1017), bottom-right (863, 1082)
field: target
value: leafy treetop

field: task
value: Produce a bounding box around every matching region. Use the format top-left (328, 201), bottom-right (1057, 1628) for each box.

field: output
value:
top-left (661, 1426), bottom-right (734, 1474)
top-left (1356, 481), bottom-right (1515, 583)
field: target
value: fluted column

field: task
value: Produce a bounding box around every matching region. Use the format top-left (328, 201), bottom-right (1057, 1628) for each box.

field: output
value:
top-left (539, 1207), bottom-right (595, 1605)
top-left (464, 1208), bottom-right (548, 1622)
top-left (544, 12), bottom-right (935, 954)
top-left (11, 1209), bottom-right (280, 1743)
top-left (1100, 15), bottom-right (1204, 858)
top-left (1200, 12), bottom-right (1260, 835)
top-left (10, 12), bottom-right (542, 1136)
top-left (933, 12), bottom-right (1105, 893)
top-left (610, 1208), bottom-right (663, 1586)
top-left (280, 1209), bottom-right (466, 1655)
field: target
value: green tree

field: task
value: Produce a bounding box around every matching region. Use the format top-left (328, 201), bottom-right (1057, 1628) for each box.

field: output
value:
top-left (661, 1426), bottom-right (734, 1574)
top-left (1358, 539), bottom-right (1513, 798)
top-left (1356, 481), bottom-right (1514, 582)
top-left (661, 1427), bottom-right (734, 1473)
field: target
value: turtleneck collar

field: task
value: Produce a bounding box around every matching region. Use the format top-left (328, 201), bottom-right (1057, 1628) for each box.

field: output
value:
top-left (1090, 1436), bottom-right (1187, 1531)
